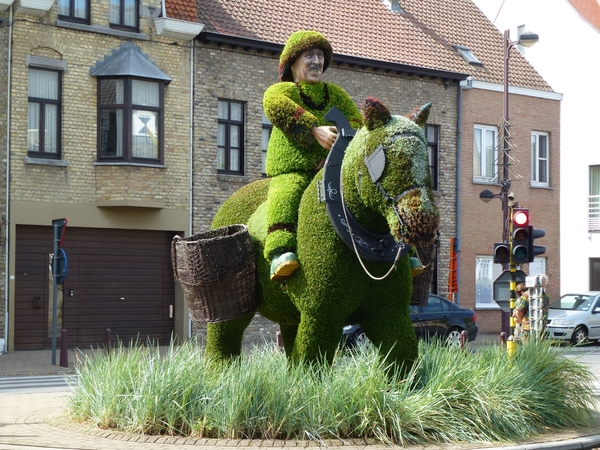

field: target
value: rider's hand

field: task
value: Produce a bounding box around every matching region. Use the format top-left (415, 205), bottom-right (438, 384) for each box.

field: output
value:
top-left (312, 126), bottom-right (337, 150)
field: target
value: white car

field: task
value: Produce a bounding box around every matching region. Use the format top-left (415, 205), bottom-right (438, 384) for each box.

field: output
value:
top-left (546, 292), bottom-right (600, 344)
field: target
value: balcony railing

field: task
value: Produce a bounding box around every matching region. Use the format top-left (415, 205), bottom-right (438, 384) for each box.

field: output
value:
top-left (589, 194), bottom-right (600, 231)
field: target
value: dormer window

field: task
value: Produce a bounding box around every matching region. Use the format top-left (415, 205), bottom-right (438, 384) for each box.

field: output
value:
top-left (381, 0), bottom-right (402, 13)
top-left (455, 46), bottom-right (482, 66)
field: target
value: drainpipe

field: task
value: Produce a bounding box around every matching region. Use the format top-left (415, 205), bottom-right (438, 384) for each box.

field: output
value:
top-left (189, 39), bottom-right (194, 237)
top-left (454, 78), bottom-right (469, 306)
top-left (3, 4), bottom-right (13, 353)
top-left (188, 39), bottom-right (194, 340)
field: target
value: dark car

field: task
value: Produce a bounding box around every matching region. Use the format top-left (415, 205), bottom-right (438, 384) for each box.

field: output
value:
top-left (342, 294), bottom-right (478, 348)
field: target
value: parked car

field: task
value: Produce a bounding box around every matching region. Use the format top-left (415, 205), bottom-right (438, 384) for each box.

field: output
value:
top-left (342, 294), bottom-right (478, 348)
top-left (546, 292), bottom-right (600, 344)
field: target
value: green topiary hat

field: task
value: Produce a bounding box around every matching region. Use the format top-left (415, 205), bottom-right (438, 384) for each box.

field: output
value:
top-left (279, 30), bottom-right (333, 82)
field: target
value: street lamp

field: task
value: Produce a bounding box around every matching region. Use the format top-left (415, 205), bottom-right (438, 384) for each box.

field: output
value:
top-left (483, 29), bottom-right (538, 337)
top-left (481, 29), bottom-right (539, 242)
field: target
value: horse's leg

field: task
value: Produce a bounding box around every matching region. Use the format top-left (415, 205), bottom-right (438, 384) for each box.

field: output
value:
top-left (290, 299), bottom-right (347, 365)
top-left (359, 262), bottom-right (418, 376)
top-left (279, 324), bottom-right (298, 357)
top-left (205, 311), bottom-right (255, 363)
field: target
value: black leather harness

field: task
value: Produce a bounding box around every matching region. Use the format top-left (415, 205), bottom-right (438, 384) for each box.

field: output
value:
top-left (318, 107), bottom-right (412, 263)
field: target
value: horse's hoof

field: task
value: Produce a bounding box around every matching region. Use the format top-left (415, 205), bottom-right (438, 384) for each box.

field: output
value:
top-left (270, 252), bottom-right (299, 281)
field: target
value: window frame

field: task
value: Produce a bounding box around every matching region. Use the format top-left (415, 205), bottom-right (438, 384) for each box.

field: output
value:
top-left (261, 110), bottom-right (272, 176)
top-left (424, 124), bottom-right (439, 191)
top-left (109, 0), bottom-right (139, 32)
top-left (27, 66), bottom-right (62, 159)
top-left (590, 258), bottom-right (600, 291)
top-left (475, 255), bottom-right (503, 309)
top-left (57, 0), bottom-right (90, 24)
top-left (589, 165), bottom-right (600, 231)
top-left (473, 124), bottom-right (498, 184)
top-left (217, 99), bottom-right (245, 175)
top-left (96, 76), bottom-right (165, 164)
top-left (531, 131), bottom-right (549, 187)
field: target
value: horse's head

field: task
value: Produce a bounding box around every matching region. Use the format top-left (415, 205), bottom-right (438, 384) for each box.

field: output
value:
top-left (344, 97), bottom-right (440, 257)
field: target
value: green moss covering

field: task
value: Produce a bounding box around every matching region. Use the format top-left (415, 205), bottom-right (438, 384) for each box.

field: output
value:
top-left (262, 80), bottom-right (363, 260)
top-left (263, 82), bottom-right (362, 176)
top-left (208, 100), bottom-right (439, 374)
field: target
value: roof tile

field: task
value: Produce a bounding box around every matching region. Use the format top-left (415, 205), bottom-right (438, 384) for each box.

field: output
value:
top-left (166, 0), bottom-right (198, 22)
top-left (195, 0), bottom-right (553, 91)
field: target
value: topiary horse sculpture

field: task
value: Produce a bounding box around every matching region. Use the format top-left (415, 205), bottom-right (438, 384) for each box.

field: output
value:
top-left (208, 98), bottom-right (439, 373)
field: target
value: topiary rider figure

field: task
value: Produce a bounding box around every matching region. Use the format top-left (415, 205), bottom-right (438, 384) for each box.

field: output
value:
top-left (263, 30), bottom-right (363, 281)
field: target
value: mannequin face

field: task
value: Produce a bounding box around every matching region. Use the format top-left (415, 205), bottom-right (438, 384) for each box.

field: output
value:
top-left (291, 48), bottom-right (325, 83)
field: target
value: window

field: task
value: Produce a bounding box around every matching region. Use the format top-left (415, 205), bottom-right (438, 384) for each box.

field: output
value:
top-left (590, 258), bottom-right (600, 291)
top-left (98, 78), bottom-right (164, 163)
top-left (475, 255), bottom-right (502, 307)
top-left (531, 132), bottom-right (549, 187)
top-left (110, 0), bottom-right (138, 31)
top-left (455, 46), bottom-right (482, 66)
top-left (217, 100), bottom-right (244, 174)
top-left (261, 110), bottom-right (272, 176)
top-left (589, 166), bottom-right (600, 231)
top-left (473, 125), bottom-right (498, 183)
top-left (28, 68), bottom-right (61, 158)
top-left (425, 124), bottom-right (439, 190)
top-left (58, 0), bottom-right (89, 23)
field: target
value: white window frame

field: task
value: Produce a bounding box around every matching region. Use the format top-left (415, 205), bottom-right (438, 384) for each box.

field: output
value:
top-left (475, 255), bottom-right (503, 309)
top-left (589, 165), bottom-right (600, 231)
top-left (531, 131), bottom-right (549, 187)
top-left (473, 124), bottom-right (498, 184)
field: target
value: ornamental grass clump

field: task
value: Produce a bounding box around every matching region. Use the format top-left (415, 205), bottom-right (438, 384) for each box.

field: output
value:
top-left (67, 338), bottom-right (598, 445)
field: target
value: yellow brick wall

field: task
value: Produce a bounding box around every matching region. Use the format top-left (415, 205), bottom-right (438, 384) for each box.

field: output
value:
top-left (9, 0), bottom-right (192, 209)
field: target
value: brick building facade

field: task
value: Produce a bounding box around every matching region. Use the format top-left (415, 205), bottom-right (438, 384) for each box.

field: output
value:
top-left (0, 0), bottom-right (195, 351)
top-left (0, 0), bottom-right (561, 351)
top-left (460, 86), bottom-right (561, 333)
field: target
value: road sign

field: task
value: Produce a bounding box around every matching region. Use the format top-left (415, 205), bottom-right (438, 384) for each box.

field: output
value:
top-left (493, 269), bottom-right (527, 312)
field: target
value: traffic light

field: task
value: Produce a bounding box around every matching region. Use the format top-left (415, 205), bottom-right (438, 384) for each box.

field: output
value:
top-left (493, 242), bottom-right (510, 264)
top-left (528, 225), bottom-right (546, 263)
top-left (512, 208), bottom-right (530, 264)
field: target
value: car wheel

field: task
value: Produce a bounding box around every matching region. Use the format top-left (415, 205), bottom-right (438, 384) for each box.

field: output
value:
top-left (570, 326), bottom-right (588, 345)
top-left (446, 327), bottom-right (463, 348)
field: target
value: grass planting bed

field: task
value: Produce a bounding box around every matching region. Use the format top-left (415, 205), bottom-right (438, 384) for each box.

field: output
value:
top-left (66, 338), bottom-right (598, 446)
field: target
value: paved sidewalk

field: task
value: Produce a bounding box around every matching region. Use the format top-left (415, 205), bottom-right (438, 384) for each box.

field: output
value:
top-left (1, 337), bottom-right (600, 450)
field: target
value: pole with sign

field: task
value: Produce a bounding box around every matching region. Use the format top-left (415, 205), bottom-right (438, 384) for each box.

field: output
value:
top-left (51, 218), bottom-right (68, 365)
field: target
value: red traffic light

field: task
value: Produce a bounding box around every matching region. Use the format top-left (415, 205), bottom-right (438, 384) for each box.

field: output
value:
top-left (513, 208), bottom-right (529, 227)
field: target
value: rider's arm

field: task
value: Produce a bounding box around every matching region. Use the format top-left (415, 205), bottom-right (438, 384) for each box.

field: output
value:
top-left (263, 83), bottom-right (319, 148)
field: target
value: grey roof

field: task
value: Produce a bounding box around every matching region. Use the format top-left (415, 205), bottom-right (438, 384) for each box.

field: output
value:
top-left (90, 41), bottom-right (172, 83)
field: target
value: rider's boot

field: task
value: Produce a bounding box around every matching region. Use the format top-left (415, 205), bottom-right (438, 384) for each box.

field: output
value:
top-left (270, 252), bottom-right (299, 281)
top-left (410, 256), bottom-right (424, 277)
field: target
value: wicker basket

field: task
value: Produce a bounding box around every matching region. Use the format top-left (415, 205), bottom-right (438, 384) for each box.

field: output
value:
top-left (171, 225), bottom-right (258, 323)
top-left (410, 264), bottom-right (433, 306)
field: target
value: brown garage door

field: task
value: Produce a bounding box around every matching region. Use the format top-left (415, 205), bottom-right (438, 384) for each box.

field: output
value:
top-left (14, 225), bottom-right (176, 350)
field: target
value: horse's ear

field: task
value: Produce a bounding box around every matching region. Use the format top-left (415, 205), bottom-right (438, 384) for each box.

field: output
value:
top-left (406, 102), bottom-right (432, 127)
top-left (362, 97), bottom-right (392, 131)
